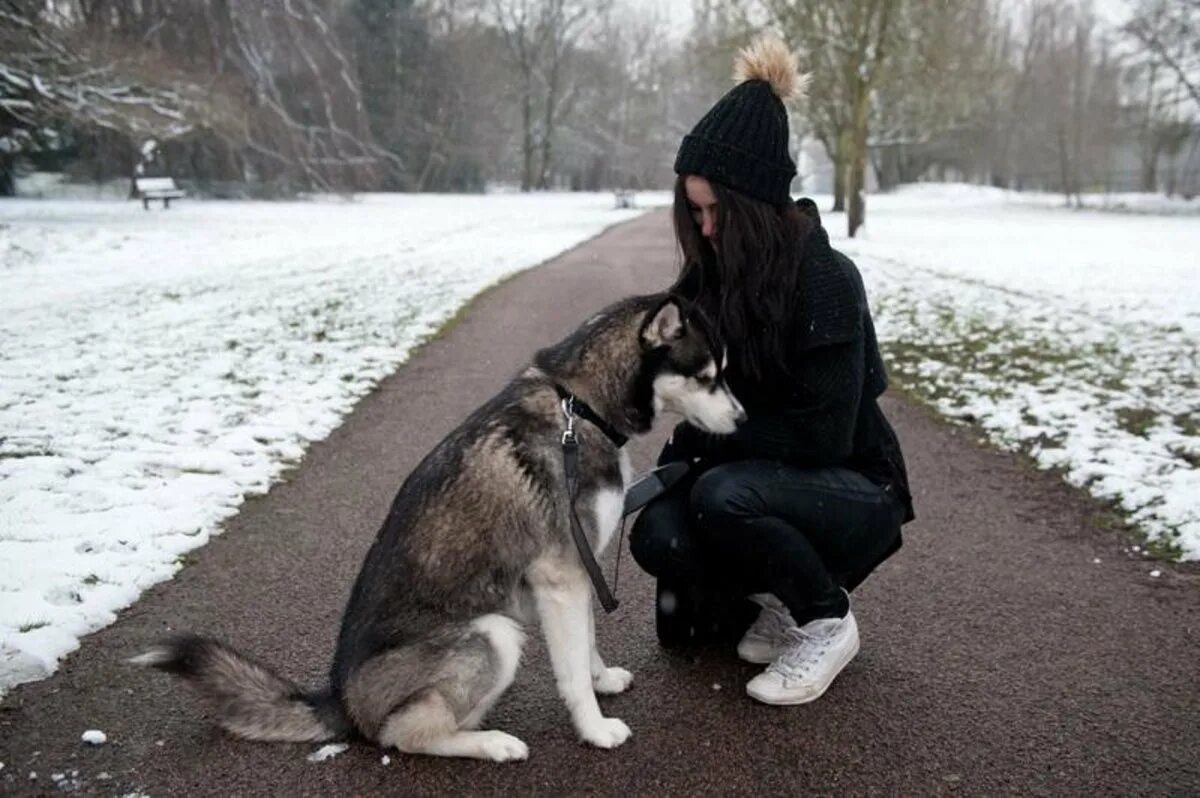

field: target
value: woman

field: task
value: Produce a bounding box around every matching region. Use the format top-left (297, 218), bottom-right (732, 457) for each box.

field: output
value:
top-left (629, 36), bottom-right (915, 706)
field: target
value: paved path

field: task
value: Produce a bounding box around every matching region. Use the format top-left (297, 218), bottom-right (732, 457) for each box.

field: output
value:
top-left (2, 211), bottom-right (1198, 797)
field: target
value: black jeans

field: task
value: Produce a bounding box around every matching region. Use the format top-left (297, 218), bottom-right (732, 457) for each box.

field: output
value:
top-left (630, 460), bottom-right (904, 643)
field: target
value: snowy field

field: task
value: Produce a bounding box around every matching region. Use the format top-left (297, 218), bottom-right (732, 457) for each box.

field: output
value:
top-left (0, 191), bottom-right (665, 696)
top-left (829, 185), bottom-right (1200, 561)
top-left (1, 184), bottom-right (1196, 699)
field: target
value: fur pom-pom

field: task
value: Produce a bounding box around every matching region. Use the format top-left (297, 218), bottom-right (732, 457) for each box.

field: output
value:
top-left (733, 35), bottom-right (810, 102)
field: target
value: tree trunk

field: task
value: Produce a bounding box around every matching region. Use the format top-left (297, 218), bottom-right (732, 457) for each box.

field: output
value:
top-left (1056, 122), bottom-right (1075, 205)
top-left (1140, 144), bottom-right (1160, 192)
top-left (847, 89), bottom-right (870, 238)
top-left (521, 88), bottom-right (535, 191)
top-left (847, 137), bottom-right (867, 237)
top-left (832, 129), bottom-right (849, 212)
top-left (874, 144), bottom-right (902, 192)
top-left (0, 158), bottom-right (15, 197)
top-left (537, 98), bottom-right (554, 189)
top-left (537, 48), bottom-right (560, 190)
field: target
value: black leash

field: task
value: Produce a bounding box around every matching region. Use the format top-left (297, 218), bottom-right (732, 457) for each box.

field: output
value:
top-left (558, 391), bottom-right (622, 613)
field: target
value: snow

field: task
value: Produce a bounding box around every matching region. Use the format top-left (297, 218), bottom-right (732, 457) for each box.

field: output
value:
top-left (0, 191), bottom-right (667, 698)
top-left (825, 184), bottom-right (1200, 560)
top-left (81, 729), bottom-right (107, 745)
top-left (306, 743), bottom-right (349, 762)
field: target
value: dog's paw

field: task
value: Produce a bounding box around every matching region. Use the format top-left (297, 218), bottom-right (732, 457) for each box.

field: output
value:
top-left (593, 666), bottom-right (633, 695)
top-left (477, 730), bottom-right (529, 762)
top-left (578, 716), bottom-right (631, 749)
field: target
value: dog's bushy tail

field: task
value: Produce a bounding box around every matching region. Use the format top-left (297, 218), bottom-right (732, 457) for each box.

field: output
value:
top-left (131, 634), bottom-right (350, 743)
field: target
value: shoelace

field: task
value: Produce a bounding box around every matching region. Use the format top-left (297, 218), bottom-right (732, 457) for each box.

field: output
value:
top-left (766, 626), bottom-right (832, 683)
top-left (748, 605), bottom-right (791, 641)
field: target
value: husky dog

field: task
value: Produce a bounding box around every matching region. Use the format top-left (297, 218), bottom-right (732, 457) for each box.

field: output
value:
top-left (134, 294), bottom-right (744, 762)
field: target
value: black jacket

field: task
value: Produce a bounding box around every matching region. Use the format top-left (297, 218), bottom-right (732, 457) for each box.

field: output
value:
top-left (663, 205), bottom-right (915, 525)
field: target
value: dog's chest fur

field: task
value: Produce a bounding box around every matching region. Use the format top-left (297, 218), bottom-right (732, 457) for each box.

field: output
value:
top-left (589, 448), bottom-right (632, 554)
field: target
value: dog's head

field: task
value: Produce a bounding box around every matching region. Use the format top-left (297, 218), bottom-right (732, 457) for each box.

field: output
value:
top-left (638, 297), bottom-right (745, 435)
top-left (535, 294), bottom-right (745, 437)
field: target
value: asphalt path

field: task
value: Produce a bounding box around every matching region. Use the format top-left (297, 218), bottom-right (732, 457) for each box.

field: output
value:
top-left (2, 210), bottom-right (1197, 796)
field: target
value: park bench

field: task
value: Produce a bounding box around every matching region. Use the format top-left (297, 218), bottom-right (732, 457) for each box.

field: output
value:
top-left (614, 188), bottom-right (636, 209)
top-left (135, 176), bottom-right (186, 210)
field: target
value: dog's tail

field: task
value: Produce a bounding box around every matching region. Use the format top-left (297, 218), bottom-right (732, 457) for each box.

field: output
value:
top-left (130, 634), bottom-right (350, 743)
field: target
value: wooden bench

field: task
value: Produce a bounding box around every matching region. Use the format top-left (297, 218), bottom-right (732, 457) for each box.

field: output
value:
top-left (614, 189), bottom-right (636, 209)
top-left (135, 176), bottom-right (186, 209)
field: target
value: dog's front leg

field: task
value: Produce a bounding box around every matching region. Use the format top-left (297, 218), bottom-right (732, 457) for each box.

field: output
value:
top-left (530, 561), bottom-right (630, 748)
top-left (589, 607), bottom-right (633, 695)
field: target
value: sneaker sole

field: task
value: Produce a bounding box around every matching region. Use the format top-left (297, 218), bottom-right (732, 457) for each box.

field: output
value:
top-left (736, 643), bottom-right (781, 665)
top-left (745, 637), bottom-right (860, 706)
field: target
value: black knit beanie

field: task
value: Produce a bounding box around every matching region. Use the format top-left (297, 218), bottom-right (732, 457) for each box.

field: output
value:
top-left (674, 37), bottom-right (806, 206)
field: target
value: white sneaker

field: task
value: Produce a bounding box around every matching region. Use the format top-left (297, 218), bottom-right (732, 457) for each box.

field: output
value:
top-left (736, 594), bottom-right (794, 664)
top-left (745, 610), bottom-right (860, 706)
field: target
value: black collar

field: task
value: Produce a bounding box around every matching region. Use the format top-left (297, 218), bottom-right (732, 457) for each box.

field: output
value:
top-left (553, 384), bottom-right (629, 448)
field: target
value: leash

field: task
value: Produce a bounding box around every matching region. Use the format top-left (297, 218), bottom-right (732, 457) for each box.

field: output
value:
top-left (559, 392), bottom-right (622, 613)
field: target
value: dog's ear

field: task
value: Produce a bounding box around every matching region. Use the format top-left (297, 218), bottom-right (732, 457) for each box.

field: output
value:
top-left (641, 297), bottom-right (685, 348)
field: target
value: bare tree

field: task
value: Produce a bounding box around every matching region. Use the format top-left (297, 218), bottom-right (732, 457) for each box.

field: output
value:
top-left (1122, 0), bottom-right (1200, 193)
top-left (3, 0), bottom-right (400, 195)
top-left (870, 0), bottom-right (1000, 190)
top-left (1, 3), bottom-right (207, 193)
top-left (489, 0), bottom-right (610, 190)
top-left (754, 0), bottom-right (898, 236)
top-left (1125, 0), bottom-right (1200, 112)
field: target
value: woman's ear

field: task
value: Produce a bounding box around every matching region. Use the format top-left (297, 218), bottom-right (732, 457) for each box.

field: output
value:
top-left (641, 298), bottom-right (685, 348)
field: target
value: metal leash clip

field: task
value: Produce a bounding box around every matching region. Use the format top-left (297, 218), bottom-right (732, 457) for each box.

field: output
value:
top-left (560, 396), bottom-right (577, 444)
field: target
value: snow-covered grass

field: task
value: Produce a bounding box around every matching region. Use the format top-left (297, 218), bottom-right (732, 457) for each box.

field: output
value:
top-left (826, 184), bottom-right (1200, 561)
top-left (0, 191), bottom-right (667, 697)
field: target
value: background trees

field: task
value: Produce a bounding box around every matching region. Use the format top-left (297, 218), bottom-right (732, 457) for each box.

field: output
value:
top-left (2, 0), bottom-right (1197, 228)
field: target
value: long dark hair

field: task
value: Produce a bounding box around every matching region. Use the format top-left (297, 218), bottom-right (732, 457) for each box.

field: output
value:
top-left (670, 175), bottom-right (814, 386)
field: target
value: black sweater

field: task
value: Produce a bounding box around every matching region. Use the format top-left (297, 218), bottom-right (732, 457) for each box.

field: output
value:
top-left (665, 215), bottom-right (915, 524)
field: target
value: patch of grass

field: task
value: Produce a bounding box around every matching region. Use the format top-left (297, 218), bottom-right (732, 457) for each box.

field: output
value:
top-left (1028, 431), bottom-right (1068, 450)
top-left (1090, 509), bottom-right (1134, 534)
top-left (1111, 512), bottom-right (1187, 561)
top-left (82, 574), bottom-right (100, 586)
top-left (19, 622), bottom-right (49, 633)
top-left (1143, 535), bottom-right (1185, 561)
top-left (1115, 406), bottom-right (1159, 438)
top-left (1167, 442), bottom-right (1200, 468)
top-left (311, 299), bottom-right (344, 317)
top-left (1086, 510), bottom-right (1183, 561)
top-left (0, 448), bottom-right (54, 460)
top-left (1173, 412), bottom-right (1199, 437)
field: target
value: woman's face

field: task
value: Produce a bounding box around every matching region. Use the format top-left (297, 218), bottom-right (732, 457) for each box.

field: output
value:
top-left (684, 176), bottom-right (718, 243)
